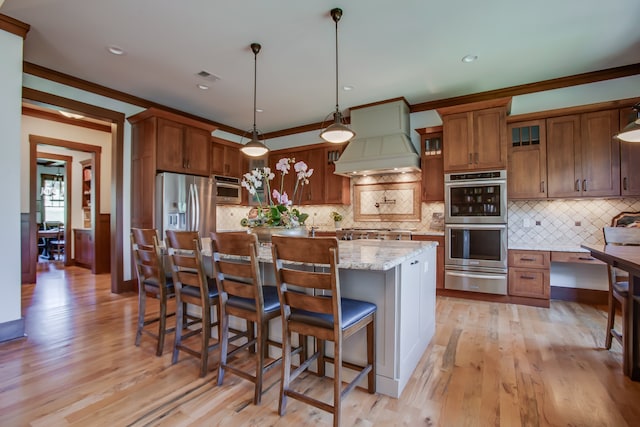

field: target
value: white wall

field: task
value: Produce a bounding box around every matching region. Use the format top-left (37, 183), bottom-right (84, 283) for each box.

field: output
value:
top-left (0, 29), bottom-right (24, 329)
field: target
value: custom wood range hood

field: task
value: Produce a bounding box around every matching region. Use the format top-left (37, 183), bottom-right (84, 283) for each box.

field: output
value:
top-left (334, 98), bottom-right (421, 177)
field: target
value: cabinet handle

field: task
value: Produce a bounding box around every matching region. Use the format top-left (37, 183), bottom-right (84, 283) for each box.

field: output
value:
top-left (540, 180), bottom-right (545, 193)
top-left (582, 179), bottom-right (587, 192)
top-left (520, 257), bottom-right (536, 261)
top-left (623, 177), bottom-right (628, 191)
top-left (474, 152), bottom-right (479, 164)
top-left (578, 256), bottom-right (595, 261)
top-left (468, 153), bottom-right (473, 165)
top-left (575, 179), bottom-right (580, 192)
top-left (410, 260), bottom-right (419, 265)
top-left (520, 275), bottom-right (536, 280)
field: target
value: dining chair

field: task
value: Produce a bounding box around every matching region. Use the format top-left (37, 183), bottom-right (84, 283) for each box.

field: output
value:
top-left (165, 230), bottom-right (220, 377)
top-left (210, 231), bottom-right (284, 405)
top-left (49, 226), bottom-right (65, 261)
top-left (603, 222), bottom-right (640, 369)
top-left (271, 235), bottom-right (377, 427)
top-left (130, 228), bottom-right (176, 356)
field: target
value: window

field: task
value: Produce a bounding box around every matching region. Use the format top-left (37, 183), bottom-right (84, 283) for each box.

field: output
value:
top-left (41, 173), bottom-right (65, 223)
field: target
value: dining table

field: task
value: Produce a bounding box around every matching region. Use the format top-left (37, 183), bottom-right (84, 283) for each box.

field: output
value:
top-left (581, 243), bottom-right (640, 381)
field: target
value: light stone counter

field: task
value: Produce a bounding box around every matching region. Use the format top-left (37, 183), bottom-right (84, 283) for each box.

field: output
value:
top-left (255, 239), bottom-right (437, 270)
top-left (508, 243), bottom-right (590, 252)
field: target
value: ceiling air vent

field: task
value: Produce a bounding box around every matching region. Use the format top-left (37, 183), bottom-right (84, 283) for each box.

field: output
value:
top-left (196, 70), bottom-right (221, 82)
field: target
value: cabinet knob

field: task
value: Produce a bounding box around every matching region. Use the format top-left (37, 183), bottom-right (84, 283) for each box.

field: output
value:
top-left (582, 179), bottom-right (587, 192)
top-left (540, 181), bottom-right (545, 193)
top-left (623, 177), bottom-right (628, 191)
top-left (575, 179), bottom-right (580, 192)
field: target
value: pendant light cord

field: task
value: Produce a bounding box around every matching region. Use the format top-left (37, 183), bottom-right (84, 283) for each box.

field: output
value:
top-left (334, 12), bottom-right (339, 114)
top-left (253, 45), bottom-right (258, 132)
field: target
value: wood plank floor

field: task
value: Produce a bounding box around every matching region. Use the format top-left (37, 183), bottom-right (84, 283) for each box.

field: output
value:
top-left (1, 264), bottom-right (640, 426)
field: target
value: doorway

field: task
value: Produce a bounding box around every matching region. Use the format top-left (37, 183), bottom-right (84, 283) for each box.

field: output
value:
top-left (21, 88), bottom-right (126, 293)
top-left (29, 136), bottom-right (102, 275)
top-left (36, 151), bottom-right (72, 267)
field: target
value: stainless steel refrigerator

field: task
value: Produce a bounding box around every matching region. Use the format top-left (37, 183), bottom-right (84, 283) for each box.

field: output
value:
top-left (155, 172), bottom-right (216, 239)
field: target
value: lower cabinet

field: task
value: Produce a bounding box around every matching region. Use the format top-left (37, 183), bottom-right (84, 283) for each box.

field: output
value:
top-left (411, 234), bottom-right (444, 289)
top-left (508, 250), bottom-right (550, 303)
top-left (74, 228), bottom-right (93, 269)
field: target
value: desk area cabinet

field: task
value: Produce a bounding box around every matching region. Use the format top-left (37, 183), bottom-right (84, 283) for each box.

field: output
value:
top-left (74, 228), bottom-right (93, 269)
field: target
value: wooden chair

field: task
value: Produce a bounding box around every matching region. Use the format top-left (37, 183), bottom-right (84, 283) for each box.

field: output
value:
top-left (49, 226), bottom-right (65, 261)
top-left (271, 236), bottom-right (377, 427)
top-left (165, 230), bottom-right (220, 377)
top-left (603, 222), bottom-right (640, 370)
top-left (211, 231), bottom-right (283, 405)
top-left (130, 228), bottom-right (176, 356)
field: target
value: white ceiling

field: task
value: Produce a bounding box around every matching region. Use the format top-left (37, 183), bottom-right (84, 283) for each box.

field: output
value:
top-left (3, 0), bottom-right (640, 135)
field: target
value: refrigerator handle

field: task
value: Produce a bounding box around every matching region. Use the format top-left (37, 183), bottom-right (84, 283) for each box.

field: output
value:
top-left (193, 183), bottom-right (200, 232)
top-left (188, 183), bottom-right (195, 231)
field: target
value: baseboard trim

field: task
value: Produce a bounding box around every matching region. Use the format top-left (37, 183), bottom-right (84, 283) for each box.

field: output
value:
top-left (550, 286), bottom-right (608, 305)
top-left (0, 317), bottom-right (26, 343)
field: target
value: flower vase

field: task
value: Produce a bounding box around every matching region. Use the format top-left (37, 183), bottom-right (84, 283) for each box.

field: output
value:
top-left (250, 225), bottom-right (308, 244)
top-left (334, 221), bottom-right (342, 229)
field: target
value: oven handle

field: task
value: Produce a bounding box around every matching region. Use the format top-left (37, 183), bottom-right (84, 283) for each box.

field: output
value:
top-left (444, 179), bottom-right (506, 187)
top-left (445, 223), bottom-right (507, 230)
top-left (446, 271), bottom-right (507, 280)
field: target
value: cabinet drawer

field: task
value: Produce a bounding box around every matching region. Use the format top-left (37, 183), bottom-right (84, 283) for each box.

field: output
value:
top-left (508, 267), bottom-right (550, 299)
top-left (550, 251), bottom-right (605, 265)
top-left (508, 250), bottom-right (550, 268)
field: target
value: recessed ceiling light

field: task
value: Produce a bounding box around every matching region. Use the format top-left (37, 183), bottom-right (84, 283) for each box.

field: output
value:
top-left (462, 54), bottom-right (478, 63)
top-left (107, 45), bottom-right (125, 56)
top-left (343, 85), bottom-right (354, 91)
top-left (197, 84), bottom-right (209, 90)
top-left (59, 111), bottom-right (84, 119)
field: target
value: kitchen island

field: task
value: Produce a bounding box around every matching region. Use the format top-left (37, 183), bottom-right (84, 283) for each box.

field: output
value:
top-left (251, 239), bottom-right (438, 398)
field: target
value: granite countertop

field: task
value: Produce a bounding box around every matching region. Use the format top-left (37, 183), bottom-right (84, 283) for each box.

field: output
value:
top-left (209, 239), bottom-right (437, 271)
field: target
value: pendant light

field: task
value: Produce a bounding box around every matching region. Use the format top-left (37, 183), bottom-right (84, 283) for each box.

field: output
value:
top-left (240, 43), bottom-right (269, 157)
top-left (617, 102), bottom-right (640, 142)
top-left (320, 7), bottom-right (355, 144)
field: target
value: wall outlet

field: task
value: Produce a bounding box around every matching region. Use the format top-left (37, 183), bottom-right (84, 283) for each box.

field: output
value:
top-left (535, 220), bottom-right (541, 226)
top-left (575, 221), bottom-right (581, 226)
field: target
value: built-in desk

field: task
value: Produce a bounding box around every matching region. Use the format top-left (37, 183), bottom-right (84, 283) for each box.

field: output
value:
top-left (581, 243), bottom-right (640, 381)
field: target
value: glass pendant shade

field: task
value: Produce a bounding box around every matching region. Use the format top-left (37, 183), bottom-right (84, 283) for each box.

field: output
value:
top-left (320, 8), bottom-right (355, 144)
top-left (617, 103), bottom-right (640, 142)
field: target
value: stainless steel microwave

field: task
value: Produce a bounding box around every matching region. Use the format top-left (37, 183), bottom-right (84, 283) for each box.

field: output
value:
top-left (213, 175), bottom-right (242, 204)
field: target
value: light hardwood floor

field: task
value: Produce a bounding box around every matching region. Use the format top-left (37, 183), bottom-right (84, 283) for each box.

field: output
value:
top-left (1, 264), bottom-right (639, 426)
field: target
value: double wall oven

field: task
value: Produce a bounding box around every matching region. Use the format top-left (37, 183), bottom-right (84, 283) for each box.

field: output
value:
top-left (444, 170), bottom-right (508, 295)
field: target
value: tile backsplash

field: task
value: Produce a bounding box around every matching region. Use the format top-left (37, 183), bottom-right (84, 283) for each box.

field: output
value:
top-left (217, 172), bottom-right (444, 233)
top-left (509, 198), bottom-right (640, 247)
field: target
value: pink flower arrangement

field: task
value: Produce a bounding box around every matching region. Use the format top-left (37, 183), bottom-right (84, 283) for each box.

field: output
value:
top-left (241, 157), bottom-right (313, 228)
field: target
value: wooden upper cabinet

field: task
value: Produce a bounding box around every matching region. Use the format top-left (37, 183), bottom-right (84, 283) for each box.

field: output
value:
top-left (442, 112), bottom-right (472, 171)
top-left (325, 146), bottom-right (351, 205)
top-left (546, 110), bottom-right (619, 198)
top-left (298, 147), bottom-right (325, 205)
top-left (508, 120), bottom-right (547, 199)
top-left (211, 138), bottom-right (242, 178)
top-left (419, 128), bottom-right (444, 202)
top-left (439, 98), bottom-right (509, 173)
top-left (620, 107), bottom-right (640, 196)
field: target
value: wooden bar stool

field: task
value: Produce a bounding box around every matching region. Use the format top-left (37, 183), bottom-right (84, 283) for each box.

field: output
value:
top-left (165, 230), bottom-right (220, 377)
top-left (130, 228), bottom-right (175, 356)
top-left (603, 222), bottom-right (640, 374)
top-left (271, 236), bottom-right (376, 427)
top-left (211, 231), bottom-right (284, 405)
